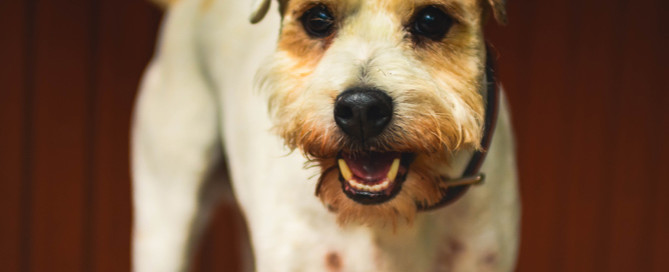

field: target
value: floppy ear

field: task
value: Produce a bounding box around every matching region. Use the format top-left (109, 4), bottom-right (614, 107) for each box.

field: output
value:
top-left (249, 0), bottom-right (272, 23)
top-left (486, 0), bottom-right (508, 24)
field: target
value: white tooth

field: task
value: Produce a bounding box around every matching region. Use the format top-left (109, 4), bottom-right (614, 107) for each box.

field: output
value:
top-left (387, 158), bottom-right (400, 182)
top-left (338, 159), bottom-right (353, 181)
top-left (370, 180), bottom-right (387, 192)
top-left (348, 178), bottom-right (392, 192)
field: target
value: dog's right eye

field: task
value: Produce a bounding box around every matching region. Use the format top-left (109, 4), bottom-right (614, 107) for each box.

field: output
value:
top-left (300, 4), bottom-right (335, 38)
top-left (411, 6), bottom-right (454, 41)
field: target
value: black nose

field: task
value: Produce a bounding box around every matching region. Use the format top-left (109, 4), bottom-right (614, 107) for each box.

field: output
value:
top-left (334, 87), bottom-right (393, 141)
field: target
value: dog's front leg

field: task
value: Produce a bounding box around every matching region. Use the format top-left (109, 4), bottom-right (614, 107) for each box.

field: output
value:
top-left (131, 5), bottom-right (222, 268)
top-left (132, 58), bottom-right (220, 271)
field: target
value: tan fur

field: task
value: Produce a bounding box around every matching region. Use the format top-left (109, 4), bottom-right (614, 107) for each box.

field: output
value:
top-left (258, 0), bottom-right (496, 226)
top-left (485, 0), bottom-right (507, 24)
top-left (149, 0), bottom-right (216, 11)
top-left (149, 0), bottom-right (179, 9)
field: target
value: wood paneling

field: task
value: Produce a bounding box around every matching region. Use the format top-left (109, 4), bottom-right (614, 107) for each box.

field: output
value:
top-left (0, 0), bottom-right (667, 271)
top-left (603, 0), bottom-right (664, 271)
top-left (28, 0), bottom-right (92, 270)
top-left (554, 1), bottom-right (622, 270)
top-left (90, 0), bottom-right (161, 271)
top-left (486, 0), bottom-right (668, 271)
top-left (0, 0), bottom-right (28, 271)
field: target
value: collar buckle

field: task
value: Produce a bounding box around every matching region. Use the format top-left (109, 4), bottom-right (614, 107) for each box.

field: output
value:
top-left (439, 173), bottom-right (486, 188)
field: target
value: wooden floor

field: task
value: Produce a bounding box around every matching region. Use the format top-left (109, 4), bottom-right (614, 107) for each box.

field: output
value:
top-left (1, 0), bottom-right (667, 271)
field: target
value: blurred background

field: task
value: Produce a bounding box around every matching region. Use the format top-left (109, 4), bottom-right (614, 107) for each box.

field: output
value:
top-left (1, 0), bottom-right (667, 271)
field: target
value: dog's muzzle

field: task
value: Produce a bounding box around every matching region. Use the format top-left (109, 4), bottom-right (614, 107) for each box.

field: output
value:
top-left (333, 87), bottom-right (411, 204)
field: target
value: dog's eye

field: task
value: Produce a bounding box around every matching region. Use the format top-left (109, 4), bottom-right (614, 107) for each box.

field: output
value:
top-left (301, 4), bottom-right (335, 38)
top-left (411, 6), bottom-right (454, 41)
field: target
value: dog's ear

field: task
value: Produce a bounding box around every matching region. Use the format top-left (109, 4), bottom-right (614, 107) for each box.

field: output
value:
top-left (485, 0), bottom-right (508, 24)
top-left (249, 0), bottom-right (272, 23)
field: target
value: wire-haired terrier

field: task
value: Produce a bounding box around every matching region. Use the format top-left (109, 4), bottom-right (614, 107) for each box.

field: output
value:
top-left (132, 0), bottom-right (520, 271)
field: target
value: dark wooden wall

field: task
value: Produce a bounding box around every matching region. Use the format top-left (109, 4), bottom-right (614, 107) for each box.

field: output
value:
top-left (1, 0), bottom-right (667, 271)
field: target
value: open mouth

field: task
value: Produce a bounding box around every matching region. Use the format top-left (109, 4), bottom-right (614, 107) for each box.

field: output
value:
top-left (337, 151), bottom-right (415, 205)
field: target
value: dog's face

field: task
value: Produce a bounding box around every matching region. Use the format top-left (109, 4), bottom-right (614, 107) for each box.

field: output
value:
top-left (257, 0), bottom-right (505, 226)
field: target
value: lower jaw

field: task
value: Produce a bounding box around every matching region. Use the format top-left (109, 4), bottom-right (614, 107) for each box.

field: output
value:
top-left (341, 181), bottom-right (403, 205)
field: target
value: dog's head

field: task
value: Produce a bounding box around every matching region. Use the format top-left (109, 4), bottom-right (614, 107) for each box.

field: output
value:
top-left (253, 0), bottom-right (506, 227)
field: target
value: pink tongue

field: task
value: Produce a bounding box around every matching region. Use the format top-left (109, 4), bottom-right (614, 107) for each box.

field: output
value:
top-left (342, 152), bottom-right (399, 183)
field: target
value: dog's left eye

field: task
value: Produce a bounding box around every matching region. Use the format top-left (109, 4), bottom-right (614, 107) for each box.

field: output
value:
top-left (411, 6), bottom-right (454, 41)
top-left (301, 4), bottom-right (335, 38)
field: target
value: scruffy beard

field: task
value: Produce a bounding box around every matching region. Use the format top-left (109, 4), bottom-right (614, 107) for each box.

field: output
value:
top-left (264, 91), bottom-right (483, 225)
top-left (277, 116), bottom-right (477, 227)
top-left (312, 150), bottom-right (458, 228)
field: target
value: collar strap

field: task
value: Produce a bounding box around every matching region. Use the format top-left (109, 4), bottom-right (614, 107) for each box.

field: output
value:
top-left (417, 45), bottom-right (500, 211)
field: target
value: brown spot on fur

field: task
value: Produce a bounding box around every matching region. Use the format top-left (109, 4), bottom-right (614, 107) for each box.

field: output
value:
top-left (450, 239), bottom-right (464, 254)
top-left (434, 238), bottom-right (466, 271)
top-left (325, 252), bottom-right (342, 271)
top-left (481, 251), bottom-right (498, 266)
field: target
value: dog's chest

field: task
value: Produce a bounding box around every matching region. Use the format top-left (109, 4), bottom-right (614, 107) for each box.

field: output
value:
top-left (250, 208), bottom-right (483, 272)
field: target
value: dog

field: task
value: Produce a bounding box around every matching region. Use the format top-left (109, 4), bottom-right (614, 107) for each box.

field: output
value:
top-left (131, 0), bottom-right (520, 271)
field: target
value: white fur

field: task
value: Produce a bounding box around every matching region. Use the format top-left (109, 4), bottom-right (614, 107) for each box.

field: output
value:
top-left (132, 0), bottom-right (520, 271)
